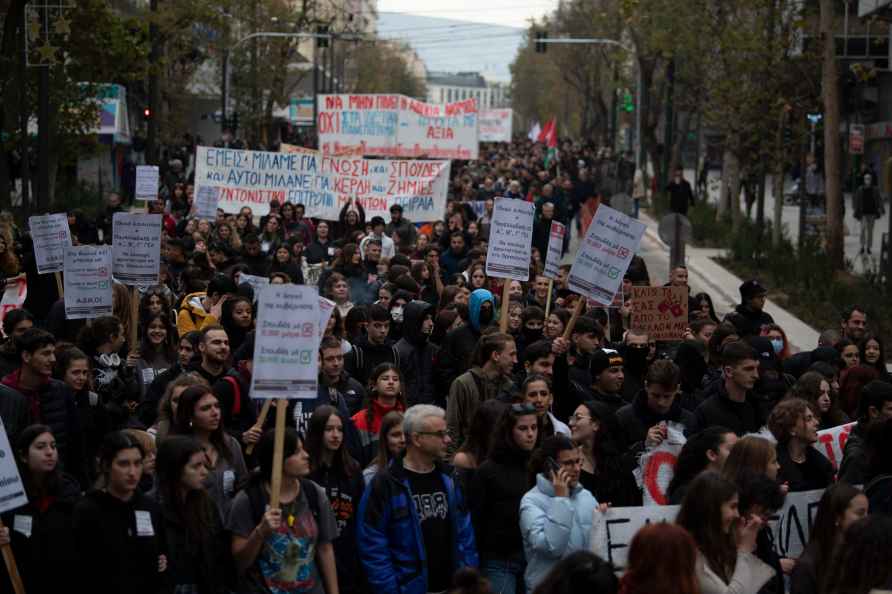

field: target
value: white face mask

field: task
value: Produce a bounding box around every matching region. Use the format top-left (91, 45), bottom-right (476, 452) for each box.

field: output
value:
top-left (391, 306), bottom-right (404, 323)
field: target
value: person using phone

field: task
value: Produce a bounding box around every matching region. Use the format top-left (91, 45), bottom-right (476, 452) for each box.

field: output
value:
top-left (519, 434), bottom-right (604, 593)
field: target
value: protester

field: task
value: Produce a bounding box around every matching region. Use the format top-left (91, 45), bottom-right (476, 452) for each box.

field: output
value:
top-left (362, 410), bottom-right (404, 485)
top-left (767, 398), bottom-right (834, 492)
top-left (521, 374), bottom-right (569, 440)
top-left (676, 472), bottom-right (776, 594)
top-left (357, 404), bottom-right (478, 594)
top-left (228, 427), bottom-right (340, 594)
top-left (667, 426), bottom-right (738, 504)
top-left (618, 523), bottom-right (700, 594)
top-left (839, 380), bottom-right (892, 485)
top-left (531, 551), bottom-right (618, 594)
top-left (352, 363), bottom-right (407, 461)
top-left (821, 515), bottom-right (892, 594)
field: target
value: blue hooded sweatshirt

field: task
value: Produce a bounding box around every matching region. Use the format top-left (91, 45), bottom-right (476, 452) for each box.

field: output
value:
top-left (468, 288), bottom-right (494, 331)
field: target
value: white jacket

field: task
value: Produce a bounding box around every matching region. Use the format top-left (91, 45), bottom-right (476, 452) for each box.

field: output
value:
top-left (695, 550), bottom-right (775, 594)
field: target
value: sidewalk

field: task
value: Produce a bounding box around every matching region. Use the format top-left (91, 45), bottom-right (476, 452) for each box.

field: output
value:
top-left (638, 212), bottom-right (820, 354)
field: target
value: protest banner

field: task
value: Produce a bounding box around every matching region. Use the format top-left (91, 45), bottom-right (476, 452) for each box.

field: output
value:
top-left (0, 416), bottom-right (28, 594)
top-left (112, 213), bottom-right (162, 285)
top-left (485, 198), bottom-right (535, 281)
top-left (0, 276), bottom-right (27, 332)
top-left (591, 504), bottom-right (679, 569)
top-left (63, 246), bottom-right (113, 319)
top-left (28, 213), bottom-right (71, 274)
top-left (194, 185), bottom-right (219, 220)
top-left (568, 204), bottom-right (646, 305)
top-left (543, 221), bottom-right (566, 280)
top-left (317, 155), bottom-right (450, 222)
top-left (281, 143), bottom-right (320, 155)
top-left (195, 146), bottom-right (451, 222)
top-left (251, 284), bottom-right (320, 400)
top-left (317, 94), bottom-right (480, 159)
top-left (766, 488), bottom-right (823, 559)
top-left (319, 296), bottom-right (336, 336)
top-left (630, 286), bottom-right (689, 341)
top-left (814, 422), bottom-right (856, 469)
top-left (134, 165), bottom-right (160, 202)
top-left (478, 108), bottom-right (513, 143)
top-left (195, 146), bottom-right (321, 217)
top-left (633, 425), bottom-right (686, 506)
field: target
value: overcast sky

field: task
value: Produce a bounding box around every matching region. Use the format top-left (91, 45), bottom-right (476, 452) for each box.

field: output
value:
top-left (377, 0), bottom-right (558, 29)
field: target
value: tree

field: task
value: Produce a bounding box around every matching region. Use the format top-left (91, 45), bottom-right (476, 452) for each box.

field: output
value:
top-left (345, 40), bottom-right (427, 98)
top-left (820, 0), bottom-right (843, 270)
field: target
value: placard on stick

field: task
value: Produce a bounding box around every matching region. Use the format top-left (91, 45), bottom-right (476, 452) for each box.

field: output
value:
top-left (28, 213), bottom-right (72, 274)
top-left (568, 205), bottom-right (645, 306)
top-left (64, 246), bottom-right (113, 320)
top-left (630, 286), bottom-right (689, 340)
top-left (134, 165), bottom-right (160, 203)
top-left (542, 221), bottom-right (566, 281)
top-left (485, 197), bottom-right (535, 281)
top-left (112, 213), bottom-right (162, 285)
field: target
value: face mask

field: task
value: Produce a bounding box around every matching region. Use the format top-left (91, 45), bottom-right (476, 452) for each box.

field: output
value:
top-left (770, 338), bottom-right (784, 354)
top-left (391, 306), bottom-right (404, 323)
top-left (523, 326), bottom-right (543, 343)
top-left (478, 306), bottom-right (494, 326)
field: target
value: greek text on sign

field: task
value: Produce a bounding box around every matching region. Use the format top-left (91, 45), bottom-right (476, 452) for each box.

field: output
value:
top-left (631, 286), bottom-right (689, 341)
top-left (813, 421), bottom-right (856, 469)
top-left (28, 213), bottom-right (72, 274)
top-left (0, 417), bottom-right (27, 514)
top-left (135, 165), bottom-right (160, 201)
top-left (485, 198), bottom-right (535, 281)
top-left (64, 246), bottom-right (113, 320)
top-left (478, 108), bottom-right (513, 143)
top-left (250, 284), bottom-right (320, 400)
top-left (568, 205), bottom-right (646, 305)
top-left (317, 94), bottom-right (479, 160)
top-left (0, 276), bottom-right (27, 333)
top-left (112, 213), bottom-right (162, 286)
top-left (194, 146), bottom-right (450, 222)
top-left (543, 221), bottom-right (566, 280)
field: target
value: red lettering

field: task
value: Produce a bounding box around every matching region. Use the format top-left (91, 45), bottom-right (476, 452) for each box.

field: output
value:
top-left (324, 96), bottom-right (343, 109)
top-left (643, 452), bottom-right (677, 506)
top-left (426, 126), bottom-right (454, 140)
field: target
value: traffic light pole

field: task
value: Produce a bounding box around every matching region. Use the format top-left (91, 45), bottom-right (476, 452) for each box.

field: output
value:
top-left (535, 36), bottom-right (640, 170)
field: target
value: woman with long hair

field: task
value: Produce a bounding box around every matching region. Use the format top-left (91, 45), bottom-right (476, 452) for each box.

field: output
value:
top-left (859, 334), bottom-right (891, 383)
top-left (767, 398), bottom-right (834, 492)
top-left (139, 287), bottom-right (171, 325)
top-left (532, 551), bottom-right (618, 594)
top-left (228, 427), bottom-right (340, 594)
top-left (453, 398), bottom-right (506, 471)
top-left (667, 427), bottom-right (738, 504)
top-left (219, 294), bottom-right (254, 353)
top-left (469, 403), bottom-right (539, 594)
top-left (544, 308), bottom-right (571, 341)
top-left (676, 472), bottom-right (775, 594)
top-left (721, 435), bottom-right (781, 484)
top-left (149, 372), bottom-right (206, 442)
top-left (569, 400), bottom-right (641, 506)
top-left (0, 425), bottom-right (80, 593)
top-left (790, 483), bottom-right (868, 594)
top-left (362, 410), bottom-right (405, 485)
top-left (154, 435), bottom-right (233, 593)
top-left (73, 431), bottom-right (168, 594)
top-left (693, 292), bottom-right (720, 324)
top-left (764, 324), bottom-right (791, 362)
top-left (787, 371), bottom-right (850, 430)
top-left (171, 384), bottom-right (248, 518)
top-left (306, 405), bottom-right (366, 594)
top-left (269, 244), bottom-right (304, 285)
top-left (135, 312), bottom-right (177, 401)
top-left (259, 214), bottom-right (283, 255)
top-left (352, 363), bottom-right (407, 462)
top-left (619, 523), bottom-right (701, 594)
top-left (821, 515), bottom-right (892, 594)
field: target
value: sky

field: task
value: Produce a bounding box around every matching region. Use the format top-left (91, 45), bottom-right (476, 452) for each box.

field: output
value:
top-left (376, 1), bottom-right (559, 81)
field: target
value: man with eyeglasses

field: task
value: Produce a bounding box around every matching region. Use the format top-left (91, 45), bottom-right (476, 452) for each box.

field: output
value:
top-left (358, 404), bottom-right (478, 594)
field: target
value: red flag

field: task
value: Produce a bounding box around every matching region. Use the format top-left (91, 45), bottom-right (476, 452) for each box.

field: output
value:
top-left (537, 118), bottom-right (557, 148)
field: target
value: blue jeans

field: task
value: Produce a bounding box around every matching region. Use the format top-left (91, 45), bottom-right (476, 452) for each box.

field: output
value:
top-left (482, 555), bottom-right (526, 594)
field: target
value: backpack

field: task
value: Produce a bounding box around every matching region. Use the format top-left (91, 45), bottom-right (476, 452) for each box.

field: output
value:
top-left (245, 478), bottom-right (321, 526)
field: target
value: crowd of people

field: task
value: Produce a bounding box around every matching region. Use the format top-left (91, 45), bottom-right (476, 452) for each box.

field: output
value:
top-left (0, 138), bottom-right (889, 594)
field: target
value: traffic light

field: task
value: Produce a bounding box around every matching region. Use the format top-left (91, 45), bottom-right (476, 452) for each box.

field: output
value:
top-left (143, 107), bottom-right (151, 120)
top-left (317, 25), bottom-right (329, 48)
top-left (535, 31), bottom-right (547, 54)
top-left (623, 91), bottom-right (634, 112)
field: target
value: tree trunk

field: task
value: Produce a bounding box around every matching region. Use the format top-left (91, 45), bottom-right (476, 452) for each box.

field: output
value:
top-left (726, 151), bottom-right (742, 231)
top-left (772, 107), bottom-right (787, 247)
top-left (821, 0), bottom-right (844, 269)
top-left (719, 149), bottom-right (734, 217)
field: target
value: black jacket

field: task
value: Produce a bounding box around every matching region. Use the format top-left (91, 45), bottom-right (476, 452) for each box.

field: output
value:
top-left (140, 362), bottom-right (186, 427)
top-left (436, 324), bottom-right (482, 398)
top-left (212, 366), bottom-right (259, 440)
top-left (468, 446), bottom-right (530, 559)
top-left (0, 473), bottom-right (80, 594)
top-left (305, 239), bottom-right (335, 265)
top-left (395, 301), bottom-right (438, 407)
top-left (691, 381), bottom-right (766, 436)
top-left (73, 490), bottom-right (169, 594)
top-left (346, 337), bottom-right (399, 387)
top-left (615, 390), bottom-right (695, 453)
top-left (777, 445), bottom-right (835, 493)
top-left (838, 424), bottom-right (867, 486)
top-left (723, 304), bottom-right (775, 338)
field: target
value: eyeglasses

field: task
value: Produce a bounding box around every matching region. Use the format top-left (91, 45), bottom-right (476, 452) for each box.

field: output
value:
top-left (418, 430), bottom-right (449, 439)
top-left (511, 403), bottom-right (537, 415)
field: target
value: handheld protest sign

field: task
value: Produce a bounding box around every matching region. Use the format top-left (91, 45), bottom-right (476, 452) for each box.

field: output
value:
top-left (194, 185), bottom-right (220, 221)
top-left (485, 198), bottom-right (535, 281)
top-left (544, 280), bottom-right (554, 319)
top-left (134, 165), bottom-right (160, 205)
top-left (630, 286), bottom-right (689, 341)
top-left (112, 213), bottom-right (162, 286)
top-left (499, 281), bottom-right (511, 333)
top-left (542, 221), bottom-right (565, 281)
top-left (561, 296), bottom-right (585, 340)
top-left (54, 272), bottom-right (63, 298)
top-left (28, 213), bottom-right (72, 275)
top-left (63, 246), bottom-right (113, 319)
top-left (0, 418), bottom-right (28, 594)
top-left (269, 399), bottom-right (288, 510)
top-left (567, 205), bottom-right (645, 306)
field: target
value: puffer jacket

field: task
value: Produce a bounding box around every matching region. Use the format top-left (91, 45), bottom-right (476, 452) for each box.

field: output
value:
top-left (176, 292), bottom-right (218, 336)
top-left (519, 473), bottom-right (599, 593)
top-left (357, 456), bottom-right (478, 594)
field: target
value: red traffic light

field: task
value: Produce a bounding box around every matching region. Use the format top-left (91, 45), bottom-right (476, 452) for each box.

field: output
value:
top-left (143, 108), bottom-right (151, 118)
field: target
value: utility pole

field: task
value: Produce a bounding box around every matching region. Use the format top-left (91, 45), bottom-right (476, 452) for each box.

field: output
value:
top-left (820, 0), bottom-right (844, 269)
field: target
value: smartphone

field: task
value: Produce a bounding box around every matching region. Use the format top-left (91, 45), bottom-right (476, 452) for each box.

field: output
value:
top-left (545, 457), bottom-right (561, 479)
